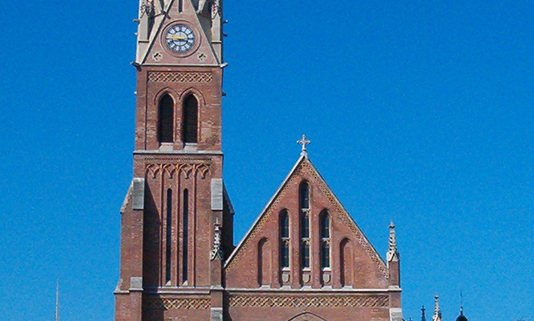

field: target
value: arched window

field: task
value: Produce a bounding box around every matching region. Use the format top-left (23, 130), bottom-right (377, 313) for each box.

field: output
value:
top-left (299, 181), bottom-right (310, 269)
top-left (299, 181), bottom-right (309, 210)
top-left (165, 189), bottom-right (173, 284)
top-left (320, 211), bottom-right (330, 239)
top-left (320, 210), bottom-right (330, 269)
top-left (280, 210), bottom-right (290, 268)
top-left (158, 94), bottom-right (174, 143)
top-left (281, 210), bottom-right (289, 238)
top-left (182, 95), bottom-right (198, 143)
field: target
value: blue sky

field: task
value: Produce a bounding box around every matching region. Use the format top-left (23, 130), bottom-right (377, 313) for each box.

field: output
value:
top-left (0, 0), bottom-right (533, 320)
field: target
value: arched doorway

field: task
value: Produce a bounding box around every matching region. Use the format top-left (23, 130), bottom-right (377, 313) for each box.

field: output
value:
top-left (288, 312), bottom-right (328, 321)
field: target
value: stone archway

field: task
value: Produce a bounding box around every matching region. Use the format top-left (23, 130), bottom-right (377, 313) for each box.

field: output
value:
top-left (288, 312), bottom-right (328, 321)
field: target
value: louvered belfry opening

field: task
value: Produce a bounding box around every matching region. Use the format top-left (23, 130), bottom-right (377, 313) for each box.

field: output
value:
top-left (158, 94), bottom-right (174, 143)
top-left (182, 95), bottom-right (198, 144)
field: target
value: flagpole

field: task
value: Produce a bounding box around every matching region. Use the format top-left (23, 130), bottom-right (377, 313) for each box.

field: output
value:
top-left (55, 279), bottom-right (59, 321)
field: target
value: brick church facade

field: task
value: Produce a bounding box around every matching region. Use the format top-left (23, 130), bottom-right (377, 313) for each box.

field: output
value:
top-left (114, 0), bottom-right (403, 320)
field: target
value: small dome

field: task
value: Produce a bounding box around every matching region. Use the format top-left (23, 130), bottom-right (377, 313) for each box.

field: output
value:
top-left (456, 314), bottom-right (468, 321)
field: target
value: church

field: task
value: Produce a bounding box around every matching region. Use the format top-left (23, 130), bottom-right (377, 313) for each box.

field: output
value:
top-left (414, 293), bottom-right (468, 321)
top-left (413, 295), bottom-right (469, 321)
top-left (114, 0), bottom-right (402, 320)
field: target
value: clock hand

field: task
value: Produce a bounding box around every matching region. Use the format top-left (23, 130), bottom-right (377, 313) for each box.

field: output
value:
top-left (167, 35), bottom-right (186, 40)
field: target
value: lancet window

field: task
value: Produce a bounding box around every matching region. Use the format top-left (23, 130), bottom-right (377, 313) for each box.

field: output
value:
top-left (165, 189), bottom-right (173, 284)
top-left (280, 210), bottom-right (290, 269)
top-left (320, 210), bottom-right (330, 269)
top-left (182, 95), bottom-right (198, 144)
top-left (299, 181), bottom-right (310, 269)
top-left (182, 189), bottom-right (189, 283)
top-left (158, 94), bottom-right (174, 143)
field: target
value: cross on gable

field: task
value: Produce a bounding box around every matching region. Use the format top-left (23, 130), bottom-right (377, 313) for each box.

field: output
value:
top-left (297, 135), bottom-right (311, 156)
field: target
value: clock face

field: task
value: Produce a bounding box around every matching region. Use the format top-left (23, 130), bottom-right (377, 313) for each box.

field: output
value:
top-left (165, 24), bottom-right (196, 53)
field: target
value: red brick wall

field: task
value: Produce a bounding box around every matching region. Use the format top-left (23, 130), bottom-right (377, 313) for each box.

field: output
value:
top-left (225, 159), bottom-right (389, 290)
top-left (134, 67), bottom-right (223, 152)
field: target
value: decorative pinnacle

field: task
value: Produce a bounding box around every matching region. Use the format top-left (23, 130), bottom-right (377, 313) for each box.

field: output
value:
top-left (433, 295), bottom-right (442, 321)
top-left (297, 134), bottom-right (311, 156)
top-left (386, 221), bottom-right (399, 263)
top-left (210, 217), bottom-right (223, 261)
top-left (421, 306), bottom-right (426, 321)
top-left (388, 221), bottom-right (397, 252)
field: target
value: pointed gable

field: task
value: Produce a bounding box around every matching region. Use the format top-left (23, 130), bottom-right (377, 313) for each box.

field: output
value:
top-left (135, 0), bottom-right (221, 65)
top-left (225, 155), bottom-right (389, 289)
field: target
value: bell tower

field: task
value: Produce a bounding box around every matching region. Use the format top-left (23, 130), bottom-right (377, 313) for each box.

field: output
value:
top-left (115, 0), bottom-right (233, 320)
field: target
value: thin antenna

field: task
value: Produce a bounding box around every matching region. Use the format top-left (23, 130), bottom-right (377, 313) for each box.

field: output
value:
top-left (55, 279), bottom-right (60, 321)
top-left (460, 290), bottom-right (464, 315)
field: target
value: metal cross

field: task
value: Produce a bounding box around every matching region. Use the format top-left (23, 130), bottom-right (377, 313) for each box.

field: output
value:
top-left (297, 134), bottom-right (311, 156)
